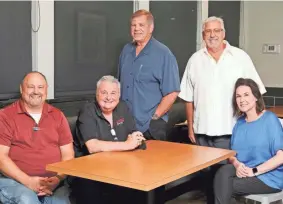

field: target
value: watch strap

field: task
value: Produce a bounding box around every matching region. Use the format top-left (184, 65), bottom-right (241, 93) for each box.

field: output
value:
top-left (252, 167), bottom-right (258, 175)
top-left (152, 113), bottom-right (159, 120)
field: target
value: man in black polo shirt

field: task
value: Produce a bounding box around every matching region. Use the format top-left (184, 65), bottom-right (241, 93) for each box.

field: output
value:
top-left (72, 75), bottom-right (145, 204)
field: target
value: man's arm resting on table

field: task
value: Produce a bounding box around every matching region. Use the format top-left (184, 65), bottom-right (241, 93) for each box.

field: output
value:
top-left (154, 92), bottom-right (179, 118)
top-left (0, 144), bottom-right (32, 186)
top-left (85, 138), bottom-right (132, 154)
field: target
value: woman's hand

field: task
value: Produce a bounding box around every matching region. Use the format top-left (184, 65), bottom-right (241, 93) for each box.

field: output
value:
top-left (235, 162), bottom-right (248, 178)
top-left (243, 166), bottom-right (255, 177)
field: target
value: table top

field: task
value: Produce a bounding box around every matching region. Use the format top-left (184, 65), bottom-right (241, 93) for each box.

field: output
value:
top-left (47, 141), bottom-right (235, 191)
top-left (267, 106), bottom-right (283, 118)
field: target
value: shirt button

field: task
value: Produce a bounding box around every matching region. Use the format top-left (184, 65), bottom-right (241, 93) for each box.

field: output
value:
top-left (126, 99), bottom-right (129, 101)
top-left (127, 86), bottom-right (129, 88)
top-left (130, 73), bottom-right (133, 75)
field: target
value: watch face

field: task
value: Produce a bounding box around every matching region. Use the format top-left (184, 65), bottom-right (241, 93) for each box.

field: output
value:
top-left (252, 167), bottom-right (258, 174)
top-left (152, 114), bottom-right (159, 120)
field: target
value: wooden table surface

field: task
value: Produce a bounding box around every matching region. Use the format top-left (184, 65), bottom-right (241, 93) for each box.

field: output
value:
top-left (47, 141), bottom-right (235, 191)
top-left (267, 106), bottom-right (283, 118)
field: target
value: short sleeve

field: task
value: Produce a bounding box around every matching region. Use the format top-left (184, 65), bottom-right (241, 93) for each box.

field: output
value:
top-left (230, 118), bottom-right (240, 150)
top-left (160, 52), bottom-right (180, 96)
top-left (242, 53), bottom-right (266, 94)
top-left (0, 112), bottom-right (13, 147)
top-left (268, 114), bottom-right (283, 155)
top-left (76, 104), bottom-right (99, 145)
top-left (179, 58), bottom-right (194, 102)
top-left (58, 112), bottom-right (73, 146)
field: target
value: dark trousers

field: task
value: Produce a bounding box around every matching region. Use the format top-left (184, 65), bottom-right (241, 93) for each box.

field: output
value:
top-left (72, 177), bottom-right (144, 204)
top-left (195, 134), bottom-right (231, 204)
top-left (196, 134), bottom-right (231, 150)
top-left (214, 164), bottom-right (281, 204)
top-left (143, 118), bottom-right (167, 141)
top-left (72, 178), bottom-right (104, 204)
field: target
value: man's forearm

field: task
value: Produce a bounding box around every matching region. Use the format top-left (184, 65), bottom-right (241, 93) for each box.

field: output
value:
top-left (86, 139), bottom-right (130, 154)
top-left (154, 92), bottom-right (179, 118)
top-left (58, 143), bottom-right (75, 180)
top-left (185, 102), bottom-right (194, 130)
top-left (0, 155), bottom-right (30, 185)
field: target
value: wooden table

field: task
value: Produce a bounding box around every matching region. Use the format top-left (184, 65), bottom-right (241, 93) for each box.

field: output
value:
top-left (47, 141), bottom-right (235, 204)
top-left (267, 106), bottom-right (283, 118)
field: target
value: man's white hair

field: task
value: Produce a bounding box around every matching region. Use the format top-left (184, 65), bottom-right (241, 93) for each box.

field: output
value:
top-left (96, 75), bottom-right (120, 91)
top-left (202, 16), bottom-right (225, 32)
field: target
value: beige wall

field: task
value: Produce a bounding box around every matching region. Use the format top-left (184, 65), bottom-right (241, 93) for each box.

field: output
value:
top-left (240, 1), bottom-right (283, 87)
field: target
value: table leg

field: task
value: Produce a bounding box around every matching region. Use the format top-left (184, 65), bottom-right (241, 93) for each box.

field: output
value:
top-left (145, 186), bottom-right (165, 204)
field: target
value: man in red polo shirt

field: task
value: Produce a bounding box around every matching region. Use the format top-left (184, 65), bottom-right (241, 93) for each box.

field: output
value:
top-left (0, 72), bottom-right (74, 204)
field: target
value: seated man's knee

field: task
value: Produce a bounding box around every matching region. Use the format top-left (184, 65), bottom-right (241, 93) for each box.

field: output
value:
top-left (16, 189), bottom-right (40, 204)
top-left (51, 185), bottom-right (71, 204)
top-left (0, 181), bottom-right (40, 204)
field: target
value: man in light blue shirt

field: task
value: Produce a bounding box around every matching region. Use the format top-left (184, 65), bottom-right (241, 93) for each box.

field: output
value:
top-left (118, 9), bottom-right (180, 140)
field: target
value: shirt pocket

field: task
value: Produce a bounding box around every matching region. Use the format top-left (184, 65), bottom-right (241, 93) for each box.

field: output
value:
top-left (135, 64), bottom-right (157, 83)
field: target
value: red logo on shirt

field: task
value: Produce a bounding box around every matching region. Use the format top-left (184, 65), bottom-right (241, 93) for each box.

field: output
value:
top-left (116, 118), bottom-right (124, 126)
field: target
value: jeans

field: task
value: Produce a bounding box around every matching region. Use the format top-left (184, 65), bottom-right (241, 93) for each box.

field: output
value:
top-left (0, 176), bottom-right (71, 204)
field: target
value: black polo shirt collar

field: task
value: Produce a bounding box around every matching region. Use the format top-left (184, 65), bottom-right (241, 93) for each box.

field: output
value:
top-left (93, 99), bottom-right (124, 129)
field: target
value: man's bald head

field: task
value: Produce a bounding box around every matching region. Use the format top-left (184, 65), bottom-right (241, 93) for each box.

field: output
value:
top-left (21, 71), bottom-right (47, 87)
top-left (20, 71), bottom-right (48, 112)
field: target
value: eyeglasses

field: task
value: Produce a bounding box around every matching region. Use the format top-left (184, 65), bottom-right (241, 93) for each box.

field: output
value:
top-left (203, 28), bottom-right (223, 36)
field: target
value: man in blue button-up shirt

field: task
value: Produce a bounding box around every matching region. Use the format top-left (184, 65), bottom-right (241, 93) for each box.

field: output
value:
top-left (118, 9), bottom-right (180, 140)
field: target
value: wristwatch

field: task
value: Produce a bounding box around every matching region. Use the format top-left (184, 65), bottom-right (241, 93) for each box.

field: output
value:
top-left (152, 113), bottom-right (159, 120)
top-left (252, 167), bottom-right (258, 175)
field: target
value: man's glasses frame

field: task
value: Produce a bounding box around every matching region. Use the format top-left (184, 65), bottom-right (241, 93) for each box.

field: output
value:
top-left (203, 28), bottom-right (224, 36)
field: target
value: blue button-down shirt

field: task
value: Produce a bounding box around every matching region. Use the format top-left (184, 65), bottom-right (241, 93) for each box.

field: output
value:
top-left (118, 37), bottom-right (180, 133)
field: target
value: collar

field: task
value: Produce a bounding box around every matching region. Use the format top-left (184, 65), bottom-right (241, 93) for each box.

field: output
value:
top-left (94, 100), bottom-right (124, 128)
top-left (93, 99), bottom-right (119, 118)
top-left (131, 36), bottom-right (155, 55)
top-left (203, 40), bottom-right (233, 56)
top-left (16, 99), bottom-right (52, 115)
top-left (94, 99), bottom-right (103, 117)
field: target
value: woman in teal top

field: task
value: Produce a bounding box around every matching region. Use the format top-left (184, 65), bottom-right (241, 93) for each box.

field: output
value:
top-left (214, 78), bottom-right (283, 204)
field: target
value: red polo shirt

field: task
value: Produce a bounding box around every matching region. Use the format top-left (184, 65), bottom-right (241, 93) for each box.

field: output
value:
top-left (0, 100), bottom-right (73, 177)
